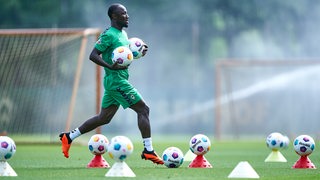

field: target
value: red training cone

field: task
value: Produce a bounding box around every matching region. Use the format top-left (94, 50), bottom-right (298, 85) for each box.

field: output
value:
top-left (87, 154), bottom-right (110, 168)
top-left (292, 156), bottom-right (316, 169)
top-left (188, 155), bottom-right (212, 168)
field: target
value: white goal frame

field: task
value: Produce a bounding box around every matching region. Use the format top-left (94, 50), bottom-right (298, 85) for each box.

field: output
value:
top-left (214, 60), bottom-right (320, 139)
top-left (0, 28), bottom-right (102, 134)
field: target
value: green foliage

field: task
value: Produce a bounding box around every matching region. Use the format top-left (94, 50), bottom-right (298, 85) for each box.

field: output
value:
top-left (1, 0), bottom-right (319, 59)
top-left (0, 0), bottom-right (86, 28)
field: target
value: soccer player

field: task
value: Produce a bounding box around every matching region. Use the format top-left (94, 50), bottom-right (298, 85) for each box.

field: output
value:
top-left (59, 3), bottom-right (164, 165)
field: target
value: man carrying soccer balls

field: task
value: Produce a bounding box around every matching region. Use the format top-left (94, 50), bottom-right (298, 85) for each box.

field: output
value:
top-left (59, 3), bottom-right (164, 165)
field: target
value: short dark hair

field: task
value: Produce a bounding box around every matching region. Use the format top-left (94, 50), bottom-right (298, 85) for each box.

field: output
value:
top-left (107, 3), bottom-right (122, 19)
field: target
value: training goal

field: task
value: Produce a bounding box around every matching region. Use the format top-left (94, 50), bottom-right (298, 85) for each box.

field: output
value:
top-left (214, 60), bottom-right (320, 139)
top-left (0, 28), bottom-right (102, 141)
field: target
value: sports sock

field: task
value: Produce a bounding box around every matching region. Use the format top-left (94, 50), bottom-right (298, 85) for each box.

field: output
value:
top-left (69, 128), bottom-right (81, 141)
top-left (143, 137), bottom-right (154, 152)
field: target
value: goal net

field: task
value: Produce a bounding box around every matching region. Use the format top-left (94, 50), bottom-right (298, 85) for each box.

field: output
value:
top-left (0, 28), bottom-right (101, 141)
top-left (214, 60), bottom-right (320, 139)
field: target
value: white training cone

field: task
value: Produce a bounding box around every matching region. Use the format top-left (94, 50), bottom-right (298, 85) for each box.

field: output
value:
top-left (105, 162), bottom-right (135, 177)
top-left (0, 161), bottom-right (17, 176)
top-left (228, 161), bottom-right (259, 179)
top-left (184, 149), bottom-right (197, 161)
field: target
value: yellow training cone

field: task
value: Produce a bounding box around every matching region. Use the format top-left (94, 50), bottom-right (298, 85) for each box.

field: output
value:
top-left (264, 150), bottom-right (287, 162)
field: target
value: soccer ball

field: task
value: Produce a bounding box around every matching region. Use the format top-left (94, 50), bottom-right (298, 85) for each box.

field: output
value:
top-left (88, 134), bottom-right (108, 155)
top-left (162, 147), bottom-right (184, 168)
top-left (111, 46), bottom-right (133, 66)
top-left (108, 136), bottom-right (133, 162)
top-left (293, 135), bottom-right (315, 156)
top-left (0, 136), bottom-right (16, 161)
top-left (266, 132), bottom-right (284, 151)
top-left (189, 134), bottom-right (211, 155)
top-left (129, 37), bottom-right (146, 59)
top-left (282, 135), bottom-right (290, 149)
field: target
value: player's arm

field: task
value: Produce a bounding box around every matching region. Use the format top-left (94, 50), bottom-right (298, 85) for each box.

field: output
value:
top-left (89, 48), bottom-right (127, 70)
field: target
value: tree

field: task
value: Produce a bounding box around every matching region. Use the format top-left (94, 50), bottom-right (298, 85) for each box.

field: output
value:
top-left (0, 0), bottom-right (87, 28)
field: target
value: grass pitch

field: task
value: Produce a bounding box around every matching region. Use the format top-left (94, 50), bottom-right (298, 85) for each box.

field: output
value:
top-left (3, 137), bottom-right (320, 179)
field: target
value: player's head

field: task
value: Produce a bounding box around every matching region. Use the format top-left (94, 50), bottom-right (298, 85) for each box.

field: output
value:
top-left (108, 3), bottom-right (129, 28)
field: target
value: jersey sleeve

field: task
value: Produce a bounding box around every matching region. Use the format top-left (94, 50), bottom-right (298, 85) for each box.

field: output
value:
top-left (95, 33), bottom-right (112, 52)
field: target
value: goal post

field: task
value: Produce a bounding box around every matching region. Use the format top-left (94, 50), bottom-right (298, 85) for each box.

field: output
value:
top-left (214, 60), bottom-right (320, 139)
top-left (0, 28), bottom-right (102, 140)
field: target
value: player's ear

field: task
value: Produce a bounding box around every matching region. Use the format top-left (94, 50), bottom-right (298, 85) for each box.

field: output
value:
top-left (111, 13), bottom-right (117, 20)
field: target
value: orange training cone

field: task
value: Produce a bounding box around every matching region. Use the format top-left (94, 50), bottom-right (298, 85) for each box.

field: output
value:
top-left (188, 155), bottom-right (212, 168)
top-left (87, 154), bottom-right (110, 168)
top-left (292, 156), bottom-right (316, 169)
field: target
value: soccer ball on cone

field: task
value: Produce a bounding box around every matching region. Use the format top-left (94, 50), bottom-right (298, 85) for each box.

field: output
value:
top-left (162, 147), bottom-right (184, 168)
top-left (0, 136), bottom-right (16, 161)
top-left (108, 136), bottom-right (133, 162)
top-left (88, 134), bottom-right (109, 155)
top-left (266, 132), bottom-right (284, 151)
top-left (189, 134), bottom-right (211, 155)
top-left (282, 135), bottom-right (290, 149)
top-left (112, 46), bottom-right (133, 66)
top-left (129, 37), bottom-right (146, 59)
top-left (293, 135), bottom-right (315, 156)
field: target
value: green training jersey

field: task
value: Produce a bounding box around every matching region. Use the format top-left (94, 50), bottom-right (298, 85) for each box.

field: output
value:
top-left (95, 27), bottom-right (130, 90)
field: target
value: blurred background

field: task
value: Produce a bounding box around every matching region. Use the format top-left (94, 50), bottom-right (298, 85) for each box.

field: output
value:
top-left (1, 0), bottom-right (320, 141)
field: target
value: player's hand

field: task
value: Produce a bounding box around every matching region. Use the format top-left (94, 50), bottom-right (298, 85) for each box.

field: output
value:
top-left (142, 44), bottom-right (148, 57)
top-left (110, 62), bottom-right (128, 70)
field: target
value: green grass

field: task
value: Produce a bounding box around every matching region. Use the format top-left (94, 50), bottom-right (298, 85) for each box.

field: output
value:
top-left (2, 138), bottom-right (320, 179)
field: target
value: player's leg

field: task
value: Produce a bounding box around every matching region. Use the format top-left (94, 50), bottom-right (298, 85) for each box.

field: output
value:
top-left (113, 84), bottom-right (163, 164)
top-left (130, 100), bottom-right (151, 138)
top-left (78, 105), bottom-right (119, 134)
top-left (130, 100), bottom-right (164, 165)
top-left (59, 105), bottom-right (119, 158)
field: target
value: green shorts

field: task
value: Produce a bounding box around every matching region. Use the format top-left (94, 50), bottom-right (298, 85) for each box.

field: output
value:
top-left (101, 83), bottom-right (142, 109)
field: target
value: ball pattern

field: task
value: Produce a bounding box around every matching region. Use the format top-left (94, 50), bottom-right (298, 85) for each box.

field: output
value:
top-left (108, 136), bottom-right (133, 162)
top-left (189, 134), bottom-right (211, 155)
top-left (162, 147), bottom-right (184, 168)
top-left (293, 135), bottom-right (315, 156)
top-left (88, 134), bottom-right (108, 155)
top-left (0, 136), bottom-right (16, 161)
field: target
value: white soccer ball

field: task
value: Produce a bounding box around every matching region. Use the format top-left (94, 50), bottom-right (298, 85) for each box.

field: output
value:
top-left (88, 134), bottom-right (108, 155)
top-left (162, 147), bottom-right (184, 168)
top-left (129, 37), bottom-right (146, 59)
top-left (111, 46), bottom-right (133, 66)
top-left (108, 136), bottom-right (133, 162)
top-left (282, 135), bottom-right (290, 149)
top-left (293, 135), bottom-right (315, 156)
top-left (0, 136), bottom-right (16, 161)
top-left (189, 134), bottom-right (211, 155)
top-left (266, 132), bottom-right (285, 151)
